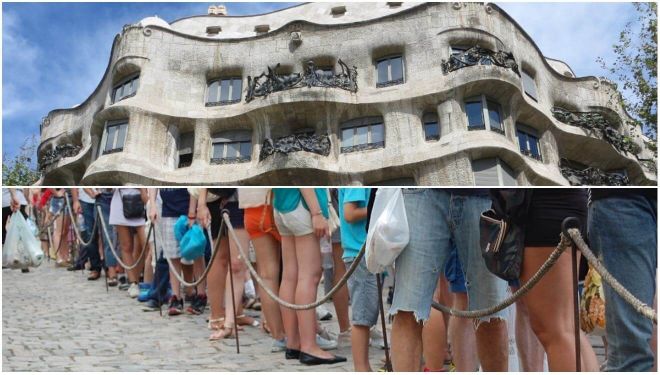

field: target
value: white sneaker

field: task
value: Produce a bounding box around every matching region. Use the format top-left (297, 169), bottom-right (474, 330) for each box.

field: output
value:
top-left (317, 325), bottom-right (337, 342)
top-left (128, 283), bottom-right (140, 298)
top-left (316, 334), bottom-right (338, 350)
top-left (369, 327), bottom-right (386, 349)
top-left (271, 337), bottom-right (287, 353)
top-left (316, 305), bottom-right (333, 321)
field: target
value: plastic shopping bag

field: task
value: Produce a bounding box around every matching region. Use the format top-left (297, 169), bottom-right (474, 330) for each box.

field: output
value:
top-left (2, 213), bottom-right (43, 269)
top-left (365, 188), bottom-right (409, 274)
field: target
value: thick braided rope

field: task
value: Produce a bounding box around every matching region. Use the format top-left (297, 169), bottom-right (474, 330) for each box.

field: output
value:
top-left (223, 212), bottom-right (363, 310)
top-left (159, 222), bottom-right (225, 288)
top-left (432, 235), bottom-right (572, 318)
top-left (567, 228), bottom-right (657, 324)
top-left (63, 194), bottom-right (98, 247)
top-left (96, 205), bottom-right (152, 271)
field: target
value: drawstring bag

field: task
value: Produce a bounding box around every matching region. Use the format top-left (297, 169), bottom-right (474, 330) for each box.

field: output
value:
top-left (580, 267), bottom-right (606, 335)
top-left (179, 224), bottom-right (206, 262)
top-left (174, 215), bottom-right (189, 242)
top-left (2, 213), bottom-right (44, 269)
top-left (365, 188), bottom-right (409, 274)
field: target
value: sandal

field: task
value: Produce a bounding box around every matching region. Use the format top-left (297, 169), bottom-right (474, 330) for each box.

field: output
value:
top-left (236, 314), bottom-right (260, 328)
top-left (208, 317), bottom-right (225, 330)
top-left (261, 319), bottom-right (271, 335)
top-left (209, 324), bottom-right (236, 341)
top-left (107, 277), bottom-right (118, 287)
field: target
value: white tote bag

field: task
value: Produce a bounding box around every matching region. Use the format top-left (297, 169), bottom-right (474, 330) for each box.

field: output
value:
top-left (365, 188), bottom-right (410, 274)
top-left (3, 213), bottom-right (43, 269)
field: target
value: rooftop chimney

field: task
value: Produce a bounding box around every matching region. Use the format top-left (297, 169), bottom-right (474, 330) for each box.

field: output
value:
top-left (208, 5), bottom-right (228, 16)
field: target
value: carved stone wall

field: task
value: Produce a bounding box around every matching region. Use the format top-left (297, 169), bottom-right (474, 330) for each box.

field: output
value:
top-left (441, 46), bottom-right (520, 76)
top-left (259, 134), bottom-right (331, 161)
top-left (560, 159), bottom-right (629, 186)
top-left (38, 144), bottom-right (82, 171)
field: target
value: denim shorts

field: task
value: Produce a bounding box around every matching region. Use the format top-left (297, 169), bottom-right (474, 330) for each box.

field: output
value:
top-left (444, 243), bottom-right (467, 294)
top-left (345, 257), bottom-right (379, 327)
top-left (389, 189), bottom-right (508, 324)
top-left (49, 197), bottom-right (65, 215)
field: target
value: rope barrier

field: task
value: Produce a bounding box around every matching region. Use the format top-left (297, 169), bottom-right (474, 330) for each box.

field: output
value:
top-left (96, 205), bottom-right (152, 271)
top-left (222, 212), bottom-right (362, 311)
top-left (63, 194), bottom-right (98, 247)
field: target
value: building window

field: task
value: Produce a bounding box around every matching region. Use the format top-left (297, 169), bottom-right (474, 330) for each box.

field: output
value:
top-left (177, 131), bottom-right (194, 168)
top-left (516, 124), bottom-right (542, 161)
top-left (100, 121), bottom-right (128, 155)
top-left (207, 78), bottom-right (242, 106)
top-left (111, 75), bottom-right (139, 104)
top-left (464, 95), bottom-right (505, 135)
top-left (472, 158), bottom-right (517, 186)
top-left (341, 117), bottom-right (385, 153)
top-left (210, 131), bottom-right (251, 164)
top-left (376, 55), bottom-right (404, 87)
top-left (521, 70), bottom-right (538, 101)
top-left (422, 112), bottom-right (440, 141)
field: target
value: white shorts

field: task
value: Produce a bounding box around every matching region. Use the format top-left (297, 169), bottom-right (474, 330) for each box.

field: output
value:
top-left (157, 216), bottom-right (193, 265)
top-left (273, 201), bottom-right (313, 237)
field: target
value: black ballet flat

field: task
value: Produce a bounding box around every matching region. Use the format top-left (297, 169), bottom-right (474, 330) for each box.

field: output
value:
top-left (299, 352), bottom-right (347, 365)
top-left (285, 348), bottom-right (301, 360)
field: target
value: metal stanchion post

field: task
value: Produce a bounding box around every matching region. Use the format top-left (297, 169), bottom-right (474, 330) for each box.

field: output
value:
top-left (377, 273), bottom-right (392, 372)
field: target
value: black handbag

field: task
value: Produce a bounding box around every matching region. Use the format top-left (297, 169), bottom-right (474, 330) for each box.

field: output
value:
top-left (119, 190), bottom-right (145, 219)
top-left (479, 189), bottom-right (531, 281)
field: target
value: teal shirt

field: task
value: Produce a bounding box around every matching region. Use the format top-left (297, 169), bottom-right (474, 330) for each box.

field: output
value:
top-left (338, 188), bottom-right (371, 260)
top-left (272, 188), bottom-right (329, 218)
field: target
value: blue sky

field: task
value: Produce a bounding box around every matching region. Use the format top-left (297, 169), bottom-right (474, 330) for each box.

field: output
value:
top-left (2, 2), bottom-right (639, 162)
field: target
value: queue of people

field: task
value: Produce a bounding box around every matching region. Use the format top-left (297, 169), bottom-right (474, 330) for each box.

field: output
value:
top-left (3, 187), bottom-right (657, 371)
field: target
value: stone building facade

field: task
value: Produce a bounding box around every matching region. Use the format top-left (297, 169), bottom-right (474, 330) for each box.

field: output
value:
top-left (37, 2), bottom-right (657, 185)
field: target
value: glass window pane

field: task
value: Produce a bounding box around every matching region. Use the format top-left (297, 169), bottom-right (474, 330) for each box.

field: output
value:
top-left (208, 81), bottom-right (219, 103)
top-left (390, 57), bottom-right (403, 82)
top-left (425, 122), bottom-right (439, 139)
top-left (371, 123), bottom-right (384, 144)
top-left (465, 101), bottom-right (484, 128)
top-left (231, 79), bottom-right (242, 101)
top-left (226, 142), bottom-right (239, 158)
top-left (114, 86), bottom-right (123, 102)
top-left (115, 124), bottom-right (127, 149)
top-left (342, 128), bottom-right (354, 148)
top-left (522, 71), bottom-right (538, 100)
top-left (356, 126), bottom-right (368, 145)
top-left (132, 76), bottom-right (139, 93)
top-left (105, 126), bottom-right (117, 152)
top-left (487, 101), bottom-right (502, 130)
top-left (516, 130), bottom-right (527, 153)
top-left (220, 80), bottom-right (230, 102)
top-left (377, 60), bottom-right (389, 84)
top-left (239, 141), bottom-right (251, 158)
top-left (529, 135), bottom-right (540, 158)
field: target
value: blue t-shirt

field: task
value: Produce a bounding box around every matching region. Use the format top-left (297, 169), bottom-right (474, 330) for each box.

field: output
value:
top-left (338, 188), bottom-right (371, 260)
top-left (272, 188), bottom-right (329, 218)
top-left (159, 188), bottom-right (190, 218)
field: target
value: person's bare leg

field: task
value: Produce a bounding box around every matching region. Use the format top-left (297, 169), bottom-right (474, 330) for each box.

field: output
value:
top-left (295, 234), bottom-right (331, 358)
top-left (193, 257), bottom-right (206, 295)
top-left (208, 236), bottom-right (229, 323)
top-left (522, 247), bottom-right (581, 371)
top-left (280, 235), bottom-right (300, 350)
top-left (224, 228), bottom-right (249, 331)
top-left (143, 247), bottom-right (153, 283)
top-left (169, 258), bottom-right (183, 298)
top-left (182, 263), bottom-right (195, 297)
top-left (423, 278), bottom-right (448, 371)
top-left (56, 216), bottom-right (71, 262)
top-left (514, 298), bottom-right (545, 371)
top-left (117, 226), bottom-right (137, 283)
top-left (475, 317), bottom-right (508, 371)
top-left (448, 293), bottom-right (479, 371)
top-left (253, 234), bottom-right (285, 341)
top-left (580, 330), bottom-right (599, 371)
top-left (133, 229), bottom-right (148, 283)
top-left (391, 311), bottom-right (423, 371)
top-left (352, 325), bottom-right (373, 371)
top-left (331, 241), bottom-right (351, 333)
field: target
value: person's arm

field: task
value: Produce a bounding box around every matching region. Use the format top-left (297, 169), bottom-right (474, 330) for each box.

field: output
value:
top-left (71, 188), bottom-right (82, 214)
top-left (300, 188), bottom-right (329, 238)
top-left (8, 189), bottom-right (20, 212)
top-left (83, 188), bottom-right (98, 199)
top-left (148, 189), bottom-right (159, 223)
top-left (343, 201), bottom-right (368, 223)
top-left (188, 196), bottom-right (197, 228)
top-left (140, 188), bottom-right (149, 204)
top-left (196, 189), bottom-right (211, 229)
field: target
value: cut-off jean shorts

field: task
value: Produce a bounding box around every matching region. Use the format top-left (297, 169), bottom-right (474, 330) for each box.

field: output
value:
top-left (389, 189), bottom-right (508, 325)
top-left (345, 256), bottom-right (379, 327)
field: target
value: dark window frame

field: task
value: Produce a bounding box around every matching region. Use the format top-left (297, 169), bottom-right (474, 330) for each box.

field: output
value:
top-left (375, 55), bottom-right (405, 88)
top-left (100, 120), bottom-right (129, 156)
top-left (206, 77), bottom-right (243, 106)
top-left (464, 95), bottom-right (505, 135)
top-left (516, 124), bottom-right (542, 161)
top-left (340, 117), bottom-right (385, 153)
top-left (111, 74), bottom-right (140, 104)
top-left (422, 112), bottom-right (440, 141)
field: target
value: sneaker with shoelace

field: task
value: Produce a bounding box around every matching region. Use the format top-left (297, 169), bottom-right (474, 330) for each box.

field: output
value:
top-left (168, 296), bottom-right (184, 316)
top-left (127, 283), bottom-right (140, 298)
top-left (187, 294), bottom-right (207, 315)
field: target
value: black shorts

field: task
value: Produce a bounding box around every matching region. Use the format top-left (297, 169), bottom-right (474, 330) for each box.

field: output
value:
top-left (208, 200), bottom-right (244, 238)
top-left (524, 189), bottom-right (588, 247)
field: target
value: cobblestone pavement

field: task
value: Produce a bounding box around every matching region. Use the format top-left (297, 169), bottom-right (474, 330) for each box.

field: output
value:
top-left (3, 263), bottom-right (605, 371)
top-left (2, 263), bottom-right (386, 371)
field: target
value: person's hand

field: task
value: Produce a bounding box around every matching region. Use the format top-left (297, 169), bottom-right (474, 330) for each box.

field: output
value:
top-left (197, 203), bottom-right (211, 229)
top-left (72, 201), bottom-right (82, 215)
top-left (148, 204), bottom-right (159, 223)
top-left (311, 213), bottom-right (329, 238)
top-left (9, 197), bottom-right (20, 212)
top-left (187, 216), bottom-right (195, 228)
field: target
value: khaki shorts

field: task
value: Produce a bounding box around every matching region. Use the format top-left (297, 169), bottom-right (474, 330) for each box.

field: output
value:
top-left (273, 201), bottom-right (313, 237)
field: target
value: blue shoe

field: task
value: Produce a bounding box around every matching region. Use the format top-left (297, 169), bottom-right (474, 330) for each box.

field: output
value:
top-left (139, 282), bottom-right (151, 289)
top-left (137, 289), bottom-right (152, 302)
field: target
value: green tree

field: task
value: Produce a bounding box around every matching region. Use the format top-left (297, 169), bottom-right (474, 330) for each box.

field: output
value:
top-left (2, 135), bottom-right (41, 186)
top-left (598, 2), bottom-right (657, 140)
